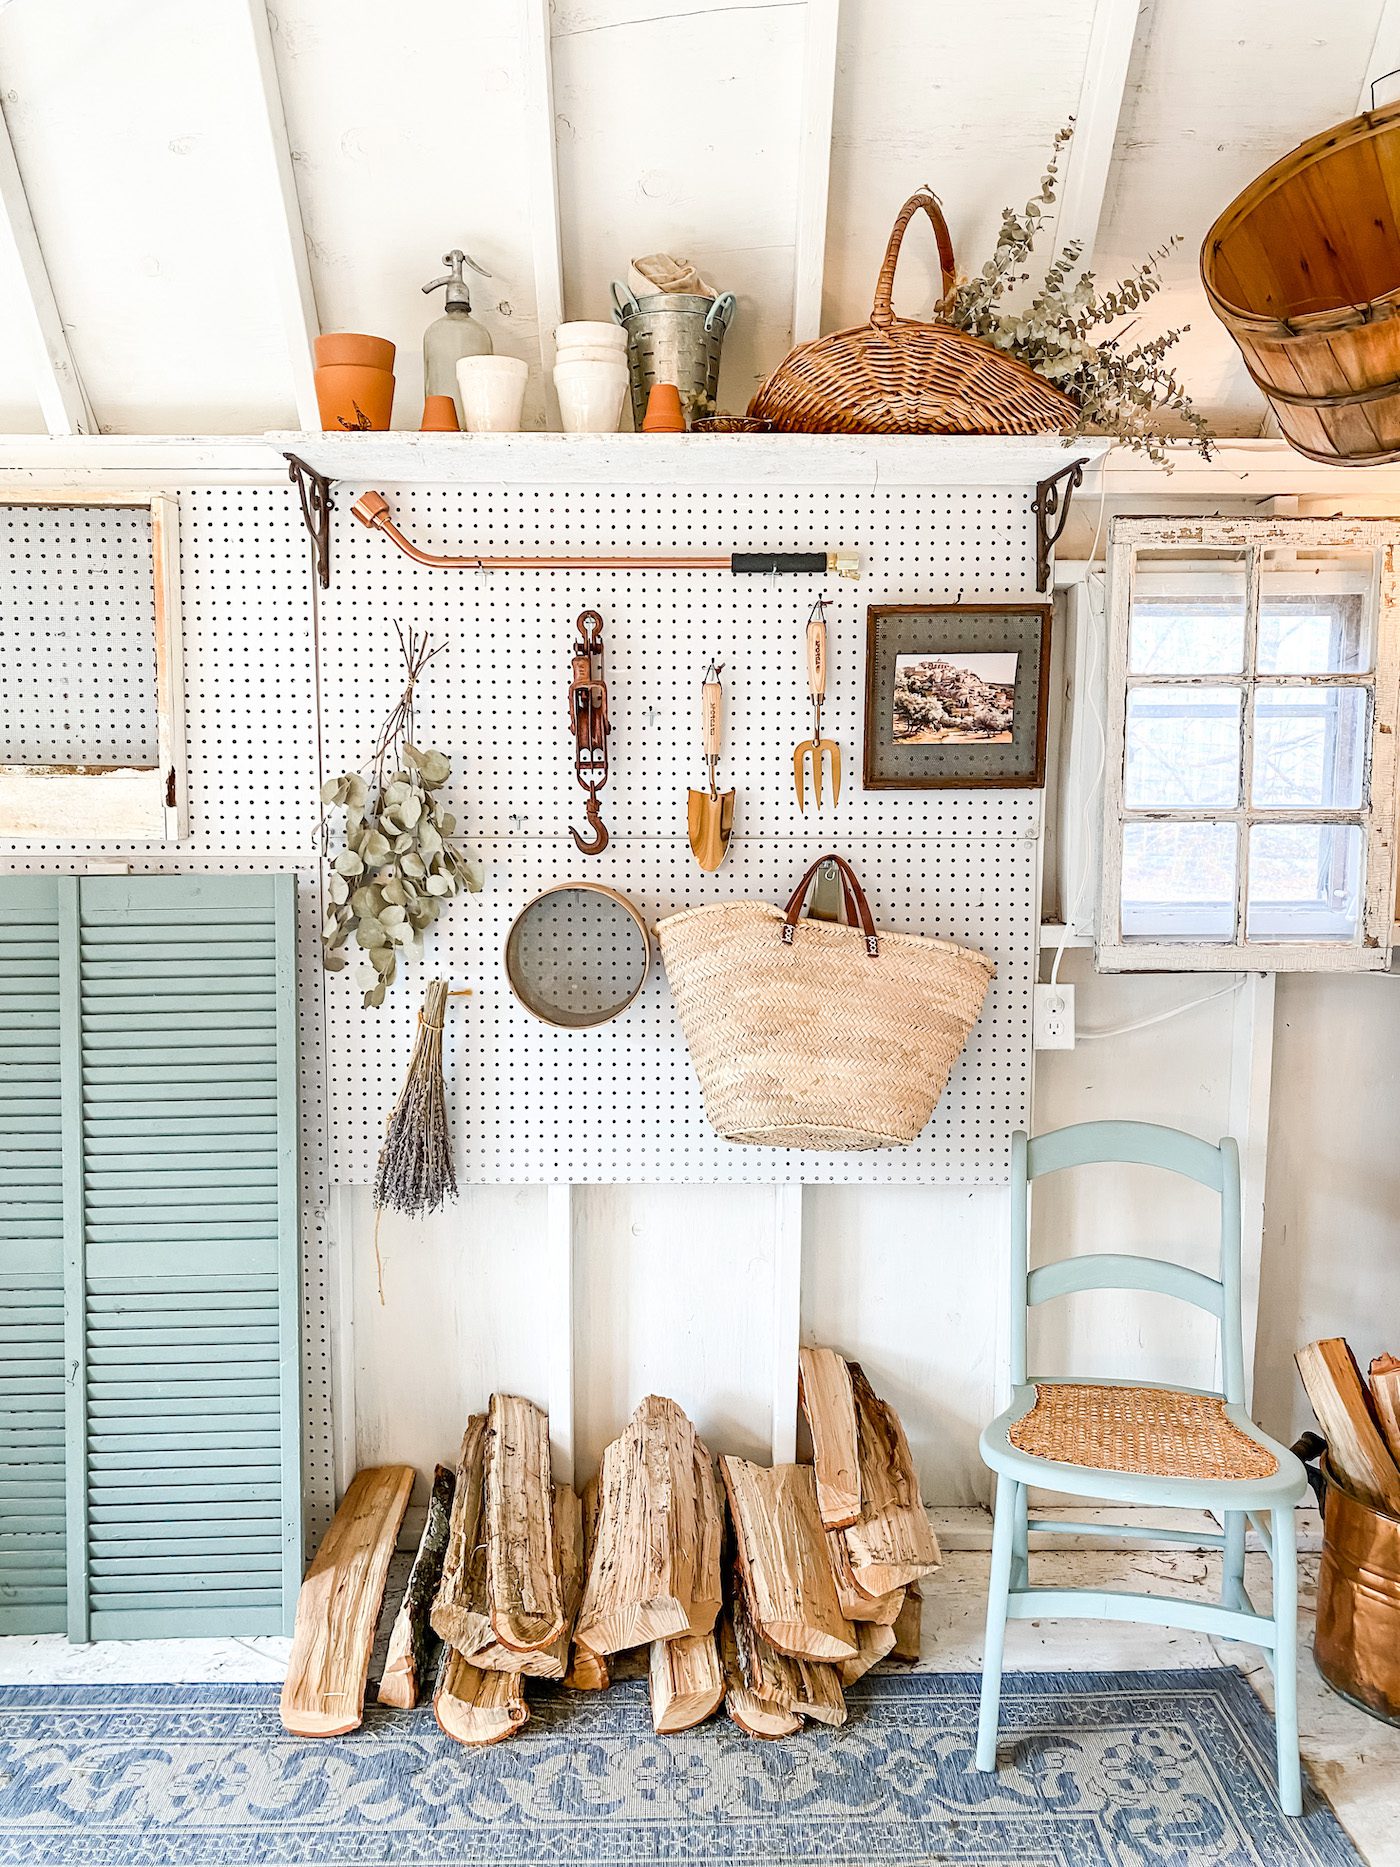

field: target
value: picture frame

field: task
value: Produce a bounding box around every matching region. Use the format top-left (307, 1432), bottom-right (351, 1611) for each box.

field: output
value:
top-left (863, 602), bottom-right (1052, 789)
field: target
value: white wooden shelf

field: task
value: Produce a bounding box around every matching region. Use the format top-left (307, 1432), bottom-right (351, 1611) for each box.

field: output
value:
top-left (264, 430), bottom-right (1111, 488)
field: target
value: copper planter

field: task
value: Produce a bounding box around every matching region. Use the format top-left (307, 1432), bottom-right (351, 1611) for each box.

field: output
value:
top-left (1314, 1456), bottom-right (1400, 1725)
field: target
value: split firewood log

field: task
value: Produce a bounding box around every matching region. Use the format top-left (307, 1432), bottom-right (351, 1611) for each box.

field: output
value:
top-left (485, 1392), bottom-right (565, 1652)
top-left (649, 1630), bottom-right (725, 1733)
top-left (565, 1476), bottom-right (611, 1689)
top-left (720, 1612), bottom-right (801, 1740)
top-left (888, 1582), bottom-right (922, 1666)
top-left (575, 1395), bottom-right (723, 1655)
top-left (470, 1484), bottom-right (582, 1680)
top-left (1297, 1339), bottom-right (1400, 1513)
top-left (837, 1617), bottom-right (897, 1687)
top-left (430, 1416), bottom-right (492, 1655)
top-left (730, 1576), bottom-right (845, 1726)
top-left (433, 1643), bottom-right (527, 1747)
top-left (798, 1345), bottom-right (861, 1528)
top-left (825, 1524), bottom-right (904, 1624)
top-left (378, 1462), bottom-right (455, 1708)
top-left (1367, 1353), bottom-right (1400, 1470)
top-left (841, 1362), bottom-right (942, 1594)
top-left (722, 1455), bottom-right (857, 1664)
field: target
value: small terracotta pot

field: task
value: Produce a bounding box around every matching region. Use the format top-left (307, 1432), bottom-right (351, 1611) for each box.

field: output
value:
top-left (420, 394), bottom-right (460, 433)
top-left (642, 381), bottom-right (686, 433)
top-left (315, 363), bottom-right (394, 431)
top-left (314, 332), bottom-right (395, 371)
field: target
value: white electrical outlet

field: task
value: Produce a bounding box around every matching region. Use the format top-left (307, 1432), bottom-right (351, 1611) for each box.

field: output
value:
top-left (1033, 983), bottom-right (1076, 1050)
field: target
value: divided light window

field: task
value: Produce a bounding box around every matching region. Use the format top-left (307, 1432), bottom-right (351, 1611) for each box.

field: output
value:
top-left (1098, 517), bottom-right (1400, 972)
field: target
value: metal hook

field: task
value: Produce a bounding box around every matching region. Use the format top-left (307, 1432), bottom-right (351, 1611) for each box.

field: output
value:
top-left (570, 793), bottom-right (609, 855)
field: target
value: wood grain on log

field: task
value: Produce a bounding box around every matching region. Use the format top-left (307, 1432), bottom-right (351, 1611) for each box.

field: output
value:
top-left (566, 1477), bottom-right (611, 1689)
top-left (825, 1524), bottom-right (904, 1624)
top-left (575, 1395), bottom-right (723, 1655)
top-left (433, 1643), bottom-right (528, 1747)
top-left (649, 1629), bottom-right (725, 1733)
top-left (1368, 1352), bottom-right (1400, 1470)
top-left (837, 1617), bottom-right (896, 1686)
top-left (1297, 1339), bottom-right (1400, 1512)
top-left (430, 1416), bottom-right (492, 1655)
top-left (730, 1580), bottom-right (845, 1726)
top-left (721, 1456), bottom-right (857, 1663)
top-left (889, 1582), bottom-right (922, 1666)
top-left (280, 1464), bottom-right (415, 1737)
top-left (841, 1362), bottom-right (942, 1594)
top-left (486, 1392), bottom-right (565, 1652)
top-left (720, 1612), bottom-right (801, 1740)
top-left (472, 1483), bottom-right (582, 1679)
top-left (378, 1463), bottom-right (454, 1709)
top-left (798, 1346), bottom-right (861, 1529)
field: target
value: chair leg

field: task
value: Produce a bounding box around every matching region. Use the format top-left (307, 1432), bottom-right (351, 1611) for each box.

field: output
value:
top-left (1221, 1510), bottom-right (1246, 1610)
top-left (1012, 1482), bottom-right (1029, 1590)
top-left (976, 1474), bottom-right (1018, 1772)
top-left (1271, 1505), bottom-right (1302, 1818)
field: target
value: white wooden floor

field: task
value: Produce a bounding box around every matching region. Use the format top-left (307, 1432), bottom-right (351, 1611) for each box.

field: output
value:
top-left (2, 1540), bottom-right (1397, 1866)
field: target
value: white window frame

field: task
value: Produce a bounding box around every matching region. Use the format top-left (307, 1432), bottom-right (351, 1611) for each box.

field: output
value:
top-left (0, 488), bottom-right (186, 841)
top-left (1097, 514), bottom-right (1400, 973)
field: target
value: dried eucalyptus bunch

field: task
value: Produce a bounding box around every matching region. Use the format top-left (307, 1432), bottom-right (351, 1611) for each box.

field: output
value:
top-left (939, 125), bottom-right (1212, 461)
top-left (321, 628), bottom-right (483, 1008)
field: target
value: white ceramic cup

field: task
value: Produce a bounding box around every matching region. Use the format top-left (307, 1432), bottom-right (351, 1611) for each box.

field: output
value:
top-left (556, 320), bottom-right (626, 351)
top-left (553, 358), bottom-right (628, 434)
top-left (555, 342), bottom-right (632, 366)
top-left (456, 354), bottom-right (529, 432)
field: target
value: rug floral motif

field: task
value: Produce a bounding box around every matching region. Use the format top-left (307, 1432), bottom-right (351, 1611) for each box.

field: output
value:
top-left (0, 1668), bottom-right (1361, 1866)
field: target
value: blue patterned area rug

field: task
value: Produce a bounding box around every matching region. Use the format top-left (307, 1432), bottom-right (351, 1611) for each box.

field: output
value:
top-left (0, 1668), bottom-right (1360, 1866)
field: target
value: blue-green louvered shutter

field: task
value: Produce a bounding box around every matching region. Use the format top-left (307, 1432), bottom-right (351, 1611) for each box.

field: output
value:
top-left (71, 873), bottom-right (301, 1640)
top-left (0, 876), bottom-right (69, 1633)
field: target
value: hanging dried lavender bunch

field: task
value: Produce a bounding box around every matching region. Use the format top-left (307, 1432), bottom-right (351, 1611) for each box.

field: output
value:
top-left (374, 978), bottom-right (457, 1216)
top-left (939, 125), bottom-right (1213, 462)
top-left (321, 625), bottom-right (483, 1007)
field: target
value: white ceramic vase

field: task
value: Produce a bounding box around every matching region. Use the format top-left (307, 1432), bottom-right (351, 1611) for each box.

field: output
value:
top-left (456, 355), bottom-right (529, 432)
top-left (553, 358), bottom-right (628, 434)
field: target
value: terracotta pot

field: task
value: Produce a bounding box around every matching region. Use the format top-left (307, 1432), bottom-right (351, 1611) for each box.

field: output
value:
top-left (315, 362), bottom-right (394, 432)
top-left (642, 381), bottom-right (686, 432)
top-left (419, 394), bottom-right (460, 433)
top-left (314, 332), bottom-right (395, 371)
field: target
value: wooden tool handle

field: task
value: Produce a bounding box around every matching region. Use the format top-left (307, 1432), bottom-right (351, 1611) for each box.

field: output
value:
top-left (805, 612), bottom-right (827, 701)
top-left (702, 679), bottom-right (723, 760)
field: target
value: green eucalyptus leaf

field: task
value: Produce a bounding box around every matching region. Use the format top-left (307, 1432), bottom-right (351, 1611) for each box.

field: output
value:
top-left (363, 831), bottom-right (391, 865)
top-left (397, 793), bottom-right (423, 828)
top-left (370, 946), bottom-right (395, 976)
top-left (355, 915), bottom-right (388, 950)
top-left (379, 878), bottom-right (408, 906)
top-left (424, 872), bottom-right (453, 896)
top-left (401, 851), bottom-right (427, 880)
top-left (328, 873), bottom-right (350, 905)
top-left (333, 848), bottom-right (364, 876)
top-left (320, 775), bottom-right (348, 806)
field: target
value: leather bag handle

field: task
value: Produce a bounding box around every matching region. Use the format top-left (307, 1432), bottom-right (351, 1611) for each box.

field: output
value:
top-left (870, 191), bottom-right (957, 331)
top-left (782, 853), bottom-right (879, 958)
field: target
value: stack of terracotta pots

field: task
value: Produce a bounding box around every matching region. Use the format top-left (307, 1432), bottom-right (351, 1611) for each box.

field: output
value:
top-left (314, 334), bottom-right (395, 431)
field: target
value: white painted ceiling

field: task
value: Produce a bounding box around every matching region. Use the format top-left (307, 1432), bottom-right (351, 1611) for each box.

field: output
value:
top-left (0, 0), bottom-right (1390, 437)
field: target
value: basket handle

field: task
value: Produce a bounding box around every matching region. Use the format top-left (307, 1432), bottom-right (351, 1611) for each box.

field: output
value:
top-left (782, 853), bottom-right (879, 957)
top-left (870, 191), bottom-right (956, 331)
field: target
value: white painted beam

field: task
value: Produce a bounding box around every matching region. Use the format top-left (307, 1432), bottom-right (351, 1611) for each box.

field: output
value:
top-left (1228, 975), bottom-right (1275, 1408)
top-left (1359, 0), bottom-right (1400, 112)
top-left (522, 0), bottom-right (566, 429)
top-left (0, 100), bottom-right (94, 435)
top-left (238, 1), bottom-right (321, 432)
top-left (791, 0), bottom-right (840, 345)
top-left (545, 1184), bottom-right (575, 1485)
top-left (771, 1185), bottom-right (803, 1463)
top-left (1054, 0), bottom-right (1143, 264)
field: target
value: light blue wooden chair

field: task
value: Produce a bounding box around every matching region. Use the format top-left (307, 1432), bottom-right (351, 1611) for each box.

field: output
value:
top-left (976, 1120), bottom-right (1309, 1817)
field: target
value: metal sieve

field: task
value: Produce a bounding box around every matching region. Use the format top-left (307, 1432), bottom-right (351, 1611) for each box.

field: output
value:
top-left (504, 882), bottom-right (651, 1029)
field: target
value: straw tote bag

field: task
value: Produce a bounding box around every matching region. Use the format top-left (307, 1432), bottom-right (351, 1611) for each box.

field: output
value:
top-left (657, 855), bottom-right (995, 1150)
top-left (747, 191), bottom-right (1076, 436)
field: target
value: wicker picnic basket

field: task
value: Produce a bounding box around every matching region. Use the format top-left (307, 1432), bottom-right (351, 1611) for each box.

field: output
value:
top-left (748, 191), bottom-right (1076, 436)
top-left (657, 854), bottom-right (995, 1150)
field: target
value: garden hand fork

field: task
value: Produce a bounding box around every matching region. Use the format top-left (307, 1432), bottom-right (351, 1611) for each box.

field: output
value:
top-left (794, 598), bottom-right (840, 810)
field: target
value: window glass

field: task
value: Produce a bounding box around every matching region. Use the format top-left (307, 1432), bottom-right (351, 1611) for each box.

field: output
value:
top-left (1246, 823), bottom-right (1363, 943)
top-left (1251, 686), bottom-right (1368, 811)
top-left (1121, 822), bottom-right (1237, 942)
top-left (1257, 549), bottom-right (1375, 674)
top-left (1128, 551), bottom-right (1247, 675)
top-left (1124, 686), bottom-right (1241, 810)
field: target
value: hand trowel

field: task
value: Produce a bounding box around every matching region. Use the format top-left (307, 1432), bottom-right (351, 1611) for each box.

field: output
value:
top-left (687, 661), bottom-right (735, 872)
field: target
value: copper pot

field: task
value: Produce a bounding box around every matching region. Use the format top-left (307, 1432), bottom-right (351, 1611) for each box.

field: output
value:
top-left (1314, 1455), bottom-right (1400, 1725)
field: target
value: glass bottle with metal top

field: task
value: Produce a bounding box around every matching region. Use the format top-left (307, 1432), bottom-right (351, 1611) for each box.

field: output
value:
top-left (422, 250), bottom-right (493, 420)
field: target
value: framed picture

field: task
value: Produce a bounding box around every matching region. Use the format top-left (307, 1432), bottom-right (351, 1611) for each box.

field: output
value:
top-left (863, 602), bottom-right (1052, 789)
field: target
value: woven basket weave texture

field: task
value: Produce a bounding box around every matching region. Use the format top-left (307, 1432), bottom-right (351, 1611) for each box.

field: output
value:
top-left (1007, 1383), bottom-right (1279, 1481)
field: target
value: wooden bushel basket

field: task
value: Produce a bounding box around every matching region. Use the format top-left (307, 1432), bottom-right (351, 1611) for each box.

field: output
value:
top-left (1202, 100), bottom-right (1400, 465)
top-left (748, 191), bottom-right (1076, 437)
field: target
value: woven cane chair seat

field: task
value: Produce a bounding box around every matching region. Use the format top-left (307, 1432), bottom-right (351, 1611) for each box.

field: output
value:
top-left (1006, 1382), bottom-right (1279, 1482)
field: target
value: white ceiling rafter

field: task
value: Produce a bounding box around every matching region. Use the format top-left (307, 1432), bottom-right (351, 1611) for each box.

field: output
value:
top-left (238, 0), bottom-right (321, 432)
top-left (1054, 0), bottom-right (1144, 264)
top-left (792, 0), bottom-right (840, 345)
top-left (0, 99), bottom-right (93, 436)
top-left (1359, 0), bottom-right (1400, 112)
top-left (522, 0), bottom-right (566, 429)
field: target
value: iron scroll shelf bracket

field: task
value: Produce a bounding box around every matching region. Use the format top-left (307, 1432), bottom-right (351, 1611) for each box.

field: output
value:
top-left (285, 452), bottom-right (333, 589)
top-left (1033, 455), bottom-right (1088, 593)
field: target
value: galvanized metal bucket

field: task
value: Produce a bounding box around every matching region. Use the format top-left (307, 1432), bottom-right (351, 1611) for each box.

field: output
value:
top-left (610, 285), bottom-right (737, 429)
top-left (1313, 1455), bottom-right (1400, 1726)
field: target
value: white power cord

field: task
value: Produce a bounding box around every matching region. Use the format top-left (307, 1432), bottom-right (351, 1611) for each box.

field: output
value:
top-left (1051, 561), bottom-right (1108, 989)
top-left (1077, 976), bottom-right (1246, 1041)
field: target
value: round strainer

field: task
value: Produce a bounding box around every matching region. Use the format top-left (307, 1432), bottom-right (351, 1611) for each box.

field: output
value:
top-left (504, 882), bottom-right (651, 1029)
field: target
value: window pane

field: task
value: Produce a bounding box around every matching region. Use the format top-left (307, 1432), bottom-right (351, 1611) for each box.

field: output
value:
top-left (1129, 551), bottom-right (1247, 674)
top-left (1246, 823), bottom-right (1363, 943)
top-left (1252, 685), bottom-right (1368, 810)
top-left (1121, 822), bottom-right (1237, 942)
top-left (1124, 686), bottom-right (1242, 809)
top-left (1257, 549), bottom-right (1376, 673)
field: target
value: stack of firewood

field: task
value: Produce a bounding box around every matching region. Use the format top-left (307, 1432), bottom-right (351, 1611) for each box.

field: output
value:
top-left (365, 1348), bottom-right (939, 1747)
top-left (1297, 1337), bottom-right (1400, 1513)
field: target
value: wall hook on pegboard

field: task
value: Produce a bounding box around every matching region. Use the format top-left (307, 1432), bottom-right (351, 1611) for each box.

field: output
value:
top-left (286, 452), bottom-right (333, 589)
top-left (1033, 455), bottom-right (1087, 593)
